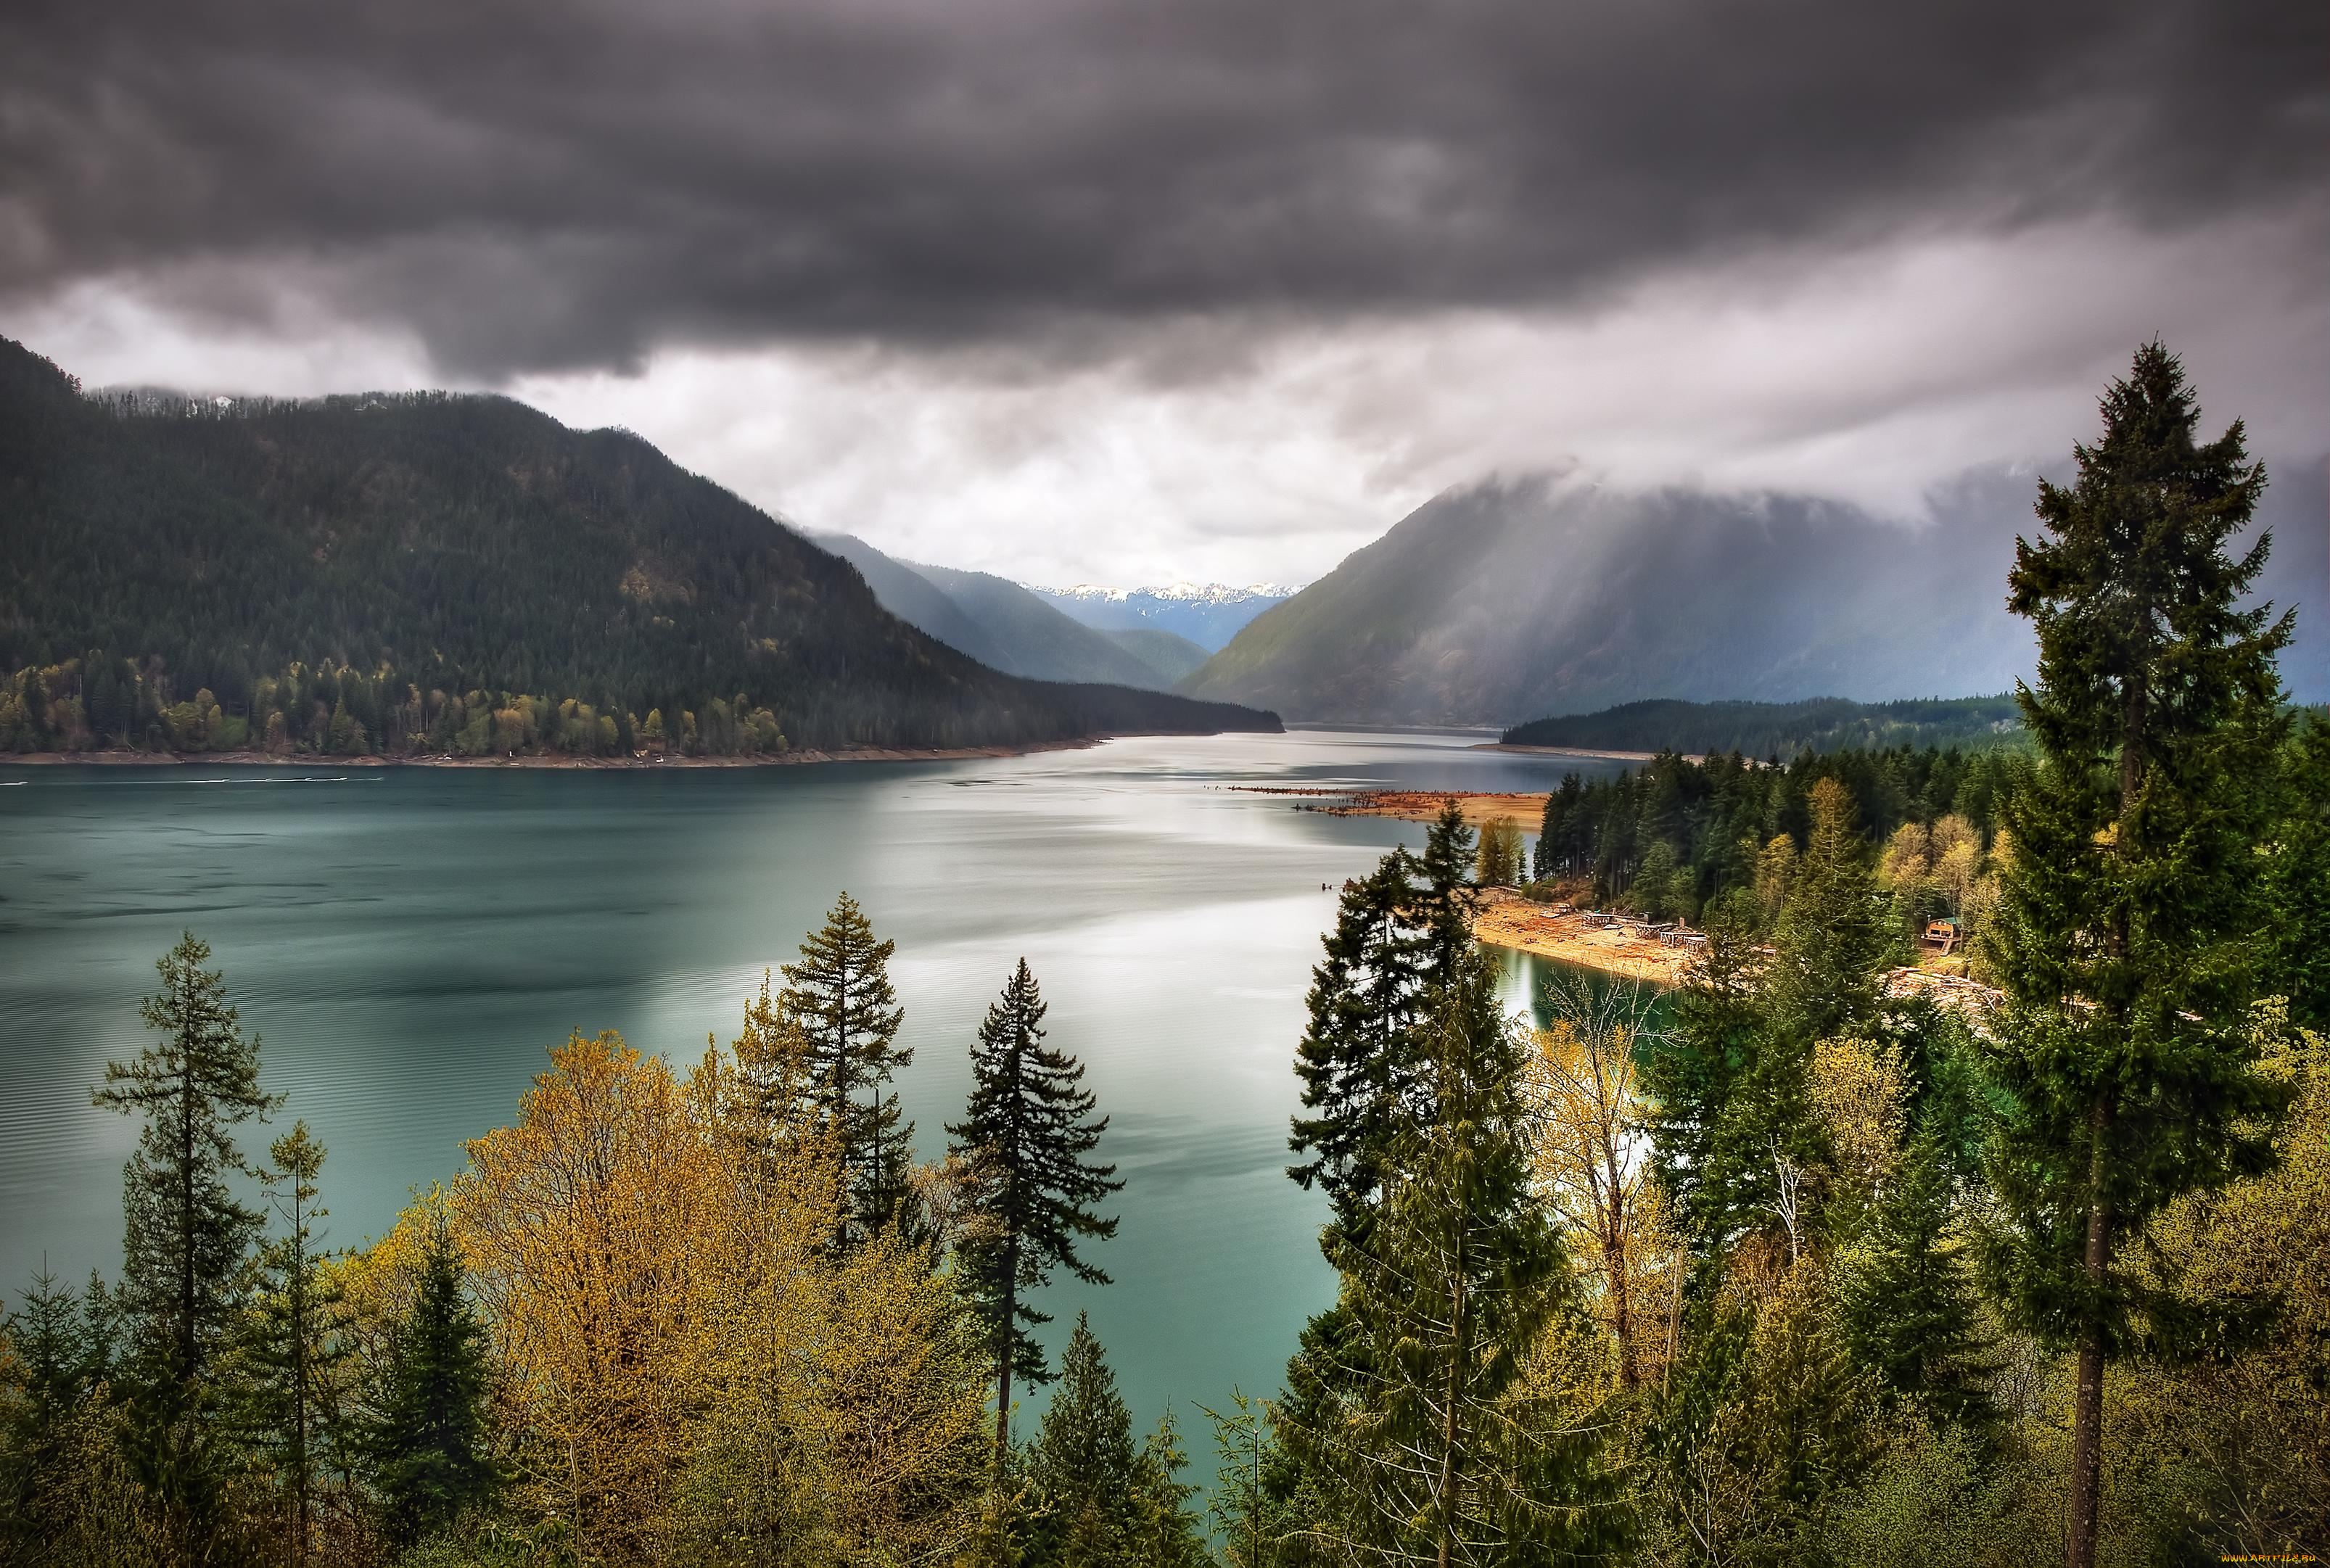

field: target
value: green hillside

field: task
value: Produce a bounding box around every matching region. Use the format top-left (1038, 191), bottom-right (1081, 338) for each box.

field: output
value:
top-left (0, 340), bottom-right (1276, 756)
top-left (1502, 696), bottom-right (2028, 758)
top-left (1100, 626), bottom-right (1211, 685)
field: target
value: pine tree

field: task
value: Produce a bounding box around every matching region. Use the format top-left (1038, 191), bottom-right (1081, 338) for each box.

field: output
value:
top-left (1984, 342), bottom-right (2292, 1568)
top-left (2263, 716), bottom-right (2330, 1033)
top-left (368, 1211), bottom-right (497, 1550)
top-left (1, 1268), bottom-right (120, 1553)
top-left (1288, 854), bottom-right (1429, 1239)
top-left (1835, 1122), bottom-right (1994, 1427)
top-left (1764, 777), bottom-right (1890, 1044)
top-left (1413, 800), bottom-right (1481, 981)
top-left (236, 1122), bottom-right (343, 1567)
top-left (93, 933), bottom-right (280, 1410)
top-left (1024, 1314), bottom-right (1138, 1567)
top-left (947, 960), bottom-right (1121, 1460)
top-left (1287, 948), bottom-right (1613, 1565)
top-left (1128, 1407), bottom-right (1211, 1568)
top-left (780, 893), bottom-right (912, 1245)
top-left (1202, 1389), bottom-right (1297, 1568)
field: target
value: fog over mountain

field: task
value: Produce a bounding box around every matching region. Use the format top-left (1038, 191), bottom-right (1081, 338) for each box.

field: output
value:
top-left (1180, 463), bottom-right (2329, 725)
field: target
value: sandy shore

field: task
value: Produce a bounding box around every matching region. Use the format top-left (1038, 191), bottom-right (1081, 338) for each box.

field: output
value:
top-left (1471, 891), bottom-right (1700, 986)
top-left (1239, 786), bottom-right (1550, 830)
top-left (1, 739), bottom-right (1102, 770)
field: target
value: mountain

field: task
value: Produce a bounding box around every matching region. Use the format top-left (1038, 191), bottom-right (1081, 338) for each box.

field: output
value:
top-left (0, 338), bottom-right (1278, 756)
top-left (1029, 582), bottom-right (1296, 651)
top-left (1502, 696), bottom-right (2028, 759)
top-left (813, 534), bottom-right (1176, 689)
top-left (1099, 626), bottom-right (1211, 685)
top-left (1179, 471), bottom-right (2328, 725)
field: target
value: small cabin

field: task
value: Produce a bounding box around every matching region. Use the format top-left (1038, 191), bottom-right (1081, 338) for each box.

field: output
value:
top-left (1922, 917), bottom-right (1964, 954)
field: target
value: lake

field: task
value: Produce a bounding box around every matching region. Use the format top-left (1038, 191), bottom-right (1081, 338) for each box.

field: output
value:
top-left (0, 728), bottom-right (1631, 1438)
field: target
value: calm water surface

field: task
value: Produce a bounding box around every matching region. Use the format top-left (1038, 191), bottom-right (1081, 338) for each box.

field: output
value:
top-left (0, 728), bottom-right (1626, 1432)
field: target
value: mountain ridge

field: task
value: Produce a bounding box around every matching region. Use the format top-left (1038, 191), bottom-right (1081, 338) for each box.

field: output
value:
top-left (0, 338), bottom-right (1280, 756)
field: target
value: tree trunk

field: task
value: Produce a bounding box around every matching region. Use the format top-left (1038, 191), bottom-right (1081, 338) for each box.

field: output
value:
top-left (1606, 1142), bottom-right (1634, 1391)
top-left (995, 1238), bottom-right (1016, 1466)
top-left (1438, 1219), bottom-right (1465, 1568)
top-left (2066, 1095), bottom-right (2113, 1568)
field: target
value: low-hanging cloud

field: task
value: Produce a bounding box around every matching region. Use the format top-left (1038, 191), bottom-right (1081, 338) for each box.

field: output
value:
top-left (1, 0), bottom-right (2322, 590)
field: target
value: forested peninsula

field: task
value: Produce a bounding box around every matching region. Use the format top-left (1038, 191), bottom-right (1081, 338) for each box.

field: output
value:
top-left (0, 339), bottom-right (1277, 762)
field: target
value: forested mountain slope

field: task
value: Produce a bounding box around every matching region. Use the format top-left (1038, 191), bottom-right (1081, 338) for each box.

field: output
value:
top-left (1181, 473), bottom-right (2326, 725)
top-left (816, 533), bottom-right (1174, 689)
top-left (0, 339), bottom-right (1277, 754)
top-left (1503, 696), bottom-right (2028, 759)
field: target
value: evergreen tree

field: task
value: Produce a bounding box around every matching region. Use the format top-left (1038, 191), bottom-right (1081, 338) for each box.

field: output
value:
top-left (948, 960), bottom-right (1121, 1459)
top-left (2262, 716), bottom-right (2330, 1033)
top-left (1024, 1314), bottom-right (1138, 1568)
top-left (1287, 949), bottom-right (1613, 1565)
top-left (780, 893), bottom-right (912, 1244)
top-left (1413, 800), bottom-right (1481, 981)
top-left (1642, 915), bottom-right (1775, 1287)
top-left (1, 1268), bottom-right (120, 1553)
top-left (1202, 1389), bottom-right (1292, 1568)
top-left (1764, 777), bottom-right (1891, 1044)
top-left (1128, 1407), bottom-right (1211, 1568)
top-left (235, 1122), bottom-right (342, 1567)
top-left (1288, 854), bottom-right (1429, 1239)
top-left (368, 1211), bottom-right (497, 1550)
top-left (93, 932), bottom-right (280, 1406)
top-left (1983, 342), bottom-right (2292, 1568)
top-left (1835, 1122), bottom-right (1994, 1427)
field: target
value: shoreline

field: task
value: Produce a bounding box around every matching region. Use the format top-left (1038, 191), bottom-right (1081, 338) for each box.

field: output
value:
top-left (1239, 785), bottom-right (1549, 830)
top-left (1477, 743), bottom-right (1708, 764)
top-left (1472, 891), bottom-right (1700, 986)
top-left (0, 738), bottom-right (1106, 770)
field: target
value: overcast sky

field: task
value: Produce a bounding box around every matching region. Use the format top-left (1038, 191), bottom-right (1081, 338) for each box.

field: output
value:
top-left (4, 0), bottom-right (2322, 587)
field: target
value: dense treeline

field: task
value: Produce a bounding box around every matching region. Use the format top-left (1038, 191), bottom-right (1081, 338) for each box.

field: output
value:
top-left (1528, 743), bottom-right (2032, 954)
top-left (1502, 696), bottom-right (2028, 759)
top-left (0, 338), bottom-right (1277, 756)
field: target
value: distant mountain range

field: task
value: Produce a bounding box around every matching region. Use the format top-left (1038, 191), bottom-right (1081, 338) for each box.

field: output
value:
top-left (1502, 696), bottom-right (2028, 759)
top-left (0, 337), bottom-right (1277, 755)
top-left (1180, 470), bottom-right (2327, 724)
top-left (813, 536), bottom-right (1213, 690)
top-left (1027, 582), bottom-right (1296, 651)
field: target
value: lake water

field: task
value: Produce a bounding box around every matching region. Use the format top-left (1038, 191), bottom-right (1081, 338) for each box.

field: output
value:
top-left (0, 729), bottom-right (1629, 1438)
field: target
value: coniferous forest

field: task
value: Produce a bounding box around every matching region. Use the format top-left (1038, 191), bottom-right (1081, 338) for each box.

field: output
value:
top-left (4, 354), bottom-right (2325, 1567)
top-left (0, 339), bottom-right (1277, 758)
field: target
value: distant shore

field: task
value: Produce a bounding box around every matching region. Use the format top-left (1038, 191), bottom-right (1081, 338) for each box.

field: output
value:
top-left (1478, 742), bottom-right (1708, 764)
top-left (0, 739), bottom-right (1103, 770)
top-left (1239, 785), bottom-right (1550, 829)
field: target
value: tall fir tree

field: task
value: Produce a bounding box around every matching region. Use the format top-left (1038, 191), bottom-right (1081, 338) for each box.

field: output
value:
top-left (1763, 777), bottom-right (1891, 1044)
top-left (1286, 948), bottom-right (1614, 1565)
top-left (1983, 342), bottom-right (2292, 1568)
top-left (947, 960), bottom-right (1121, 1459)
top-left (94, 932), bottom-right (280, 1405)
top-left (234, 1122), bottom-right (342, 1567)
top-left (1023, 1314), bottom-right (1139, 1568)
top-left (780, 893), bottom-right (912, 1244)
top-left (1128, 1407), bottom-right (1211, 1568)
top-left (91, 931), bottom-right (279, 1557)
top-left (368, 1211), bottom-right (498, 1551)
top-left (1288, 853), bottom-right (1429, 1240)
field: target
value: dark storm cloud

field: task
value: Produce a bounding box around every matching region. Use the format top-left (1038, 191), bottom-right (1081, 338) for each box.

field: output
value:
top-left (1, 0), bottom-right (2321, 376)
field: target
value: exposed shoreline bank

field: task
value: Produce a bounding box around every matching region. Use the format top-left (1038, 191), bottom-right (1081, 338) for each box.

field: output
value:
top-left (1473, 891), bottom-right (1699, 986)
